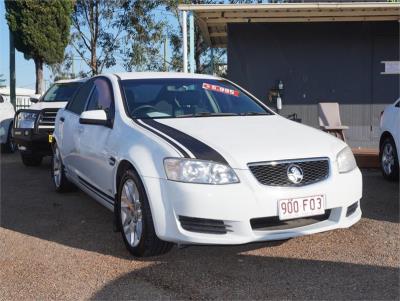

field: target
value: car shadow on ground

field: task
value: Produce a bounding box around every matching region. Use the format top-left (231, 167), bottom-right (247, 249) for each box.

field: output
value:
top-left (1, 154), bottom-right (398, 256)
top-left (90, 249), bottom-right (399, 300)
top-left (360, 169), bottom-right (399, 223)
top-left (0, 154), bottom-right (284, 260)
top-left (1, 154), bottom-right (398, 260)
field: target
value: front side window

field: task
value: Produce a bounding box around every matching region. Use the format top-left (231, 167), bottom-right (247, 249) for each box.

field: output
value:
top-left (121, 78), bottom-right (272, 119)
top-left (85, 78), bottom-right (114, 116)
top-left (66, 80), bottom-right (94, 115)
top-left (42, 82), bottom-right (82, 103)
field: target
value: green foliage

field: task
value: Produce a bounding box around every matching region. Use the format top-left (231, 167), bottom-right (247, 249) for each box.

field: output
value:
top-left (5, 0), bottom-right (73, 65)
top-left (120, 0), bottom-right (166, 71)
top-left (71, 0), bottom-right (166, 75)
top-left (163, 0), bottom-right (255, 75)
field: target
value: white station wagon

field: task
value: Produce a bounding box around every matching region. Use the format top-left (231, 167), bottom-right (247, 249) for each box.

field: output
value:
top-left (52, 72), bottom-right (362, 257)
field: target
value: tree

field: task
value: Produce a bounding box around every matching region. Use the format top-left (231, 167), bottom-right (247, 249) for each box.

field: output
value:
top-left (5, 0), bottom-right (73, 94)
top-left (71, 0), bottom-right (166, 76)
top-left (164, 0), bottom-right (258, 75)
top-left (120, 0), bottom-right (166, 72)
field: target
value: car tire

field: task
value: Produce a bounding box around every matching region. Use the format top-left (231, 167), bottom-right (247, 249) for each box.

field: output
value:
top-left (117, 168), bottom-right (173, 257)
top-left (20, 152), bottom-right (43, 166)
top-left (379, 136), bottom-right (399, 181)
top-left (1, 123), bottom-right (16, 153)
top-left (52, 143), bottom-right (75, 192)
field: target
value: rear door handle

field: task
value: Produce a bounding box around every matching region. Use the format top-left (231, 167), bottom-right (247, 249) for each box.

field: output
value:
top-left (60, 117), bottom-right (65, 122)
top-left (78, 125), bottom-right (84, 133)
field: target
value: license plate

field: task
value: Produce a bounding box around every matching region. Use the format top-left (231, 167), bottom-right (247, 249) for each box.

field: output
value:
top-left (48, 134), bottom-right (53, 143)
top-left (278, 195), bottom-right (325, 220)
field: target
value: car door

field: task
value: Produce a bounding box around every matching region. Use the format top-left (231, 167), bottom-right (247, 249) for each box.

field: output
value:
top-left (77, 77), bottom-right (116, 197)
top-left (58, 80), bottom-right (94, 181)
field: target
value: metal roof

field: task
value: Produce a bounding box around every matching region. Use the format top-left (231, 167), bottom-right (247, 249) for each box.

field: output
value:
top-left (178, 2), bottom-right (400, 48)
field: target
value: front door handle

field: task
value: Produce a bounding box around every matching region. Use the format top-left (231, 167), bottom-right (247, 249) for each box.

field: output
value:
top-left (108, 156), bottom-right (116, 166)
top-left (78, 126), bottom-right (84, 133)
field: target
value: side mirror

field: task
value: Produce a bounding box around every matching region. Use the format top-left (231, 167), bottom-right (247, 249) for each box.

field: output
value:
top-left (29, 97), bottom-right (39, 103)
top-left (79, 110), bottom-right (109, 126)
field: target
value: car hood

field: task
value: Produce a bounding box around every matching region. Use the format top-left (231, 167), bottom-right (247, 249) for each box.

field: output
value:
top-left (155, 115), bottom-right (347, 169)
top-left (29, 101), bottom-right (67, 110)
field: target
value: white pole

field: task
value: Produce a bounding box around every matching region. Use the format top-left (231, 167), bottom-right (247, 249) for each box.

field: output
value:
top-left (189, 12), bottom-right (195, 73)
top-left (182, 10), bottom-right (188, 73)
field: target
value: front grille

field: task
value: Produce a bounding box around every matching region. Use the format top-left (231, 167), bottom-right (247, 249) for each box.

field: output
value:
top-left (251, 210), bottom-right (332, 231)
top-left (248, 158), bottom-right (329, 187)
top-left (179, 216), bottom-right (231, 234)
top-left (38, 109), bottom-right (59, 130)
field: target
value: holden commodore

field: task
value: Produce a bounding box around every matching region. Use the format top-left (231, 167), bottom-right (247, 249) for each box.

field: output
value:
top-left (52, 72), bottom-right (362, 257)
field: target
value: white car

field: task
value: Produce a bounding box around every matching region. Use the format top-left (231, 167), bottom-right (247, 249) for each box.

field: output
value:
top-left (52, 73), bottom-right (362, 257)
top-left (0, 94), bottom-right (16, 153)
top-left (13, 79), bottom-right (85, 166)
top-left (379, 98), bottom-right (399, 181)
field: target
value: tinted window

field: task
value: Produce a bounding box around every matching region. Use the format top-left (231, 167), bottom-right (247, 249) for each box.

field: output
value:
top-left (121, 78), bottom-right (271, 119)
top-left (85, 78), bottom-right (114, 117)
top-left (42, 82), bottom-right (82, 102)
top-left (67, 80), bottom-right (93, 115)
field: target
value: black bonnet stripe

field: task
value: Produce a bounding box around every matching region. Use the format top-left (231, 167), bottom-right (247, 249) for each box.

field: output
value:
top-left (141, 119), bottom-right (229, 165)
top-left (133, 119), bottom-right (190, 158)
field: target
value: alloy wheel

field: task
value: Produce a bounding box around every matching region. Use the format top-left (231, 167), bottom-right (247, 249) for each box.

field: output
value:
top-left (120, 179), bottom-right (143, 248)
top-left (382, 142), bottom-right (395, 175)
top-left (53, 147), bottom-right (62, 187)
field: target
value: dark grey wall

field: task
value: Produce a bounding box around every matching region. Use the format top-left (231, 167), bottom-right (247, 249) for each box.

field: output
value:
top-left (227, 21), bottom-right (399, 147)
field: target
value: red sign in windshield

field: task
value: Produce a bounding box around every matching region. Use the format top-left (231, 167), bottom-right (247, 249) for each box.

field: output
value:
top-left (202, 83), bottom-right (240, 97)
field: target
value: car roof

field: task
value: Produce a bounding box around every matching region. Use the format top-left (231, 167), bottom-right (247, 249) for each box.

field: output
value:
top-left (54, 78), bottom-right (87, 84)
top-left (113, 72), bottom-right (221, 81)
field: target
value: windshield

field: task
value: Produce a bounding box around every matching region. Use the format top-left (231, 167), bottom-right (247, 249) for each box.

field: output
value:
top-left (121, 78), bottom-right (272, 119)
top-left (42, 82), bottom-right (82, 102)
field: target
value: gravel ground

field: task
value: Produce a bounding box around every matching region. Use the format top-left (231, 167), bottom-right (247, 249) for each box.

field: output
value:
top-left (0, 152), bottom-right (399, 300)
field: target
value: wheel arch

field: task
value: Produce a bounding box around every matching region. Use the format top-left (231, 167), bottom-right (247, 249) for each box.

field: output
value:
top-left (380, 131), bottom-right (394, 150)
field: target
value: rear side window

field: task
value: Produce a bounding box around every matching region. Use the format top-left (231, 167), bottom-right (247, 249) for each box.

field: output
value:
top-left (67, 80), bottom-right (94, 115)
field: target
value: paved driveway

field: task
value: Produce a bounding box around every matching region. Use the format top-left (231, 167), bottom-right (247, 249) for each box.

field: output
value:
top-left (0, 153), bottom-right (399, 300)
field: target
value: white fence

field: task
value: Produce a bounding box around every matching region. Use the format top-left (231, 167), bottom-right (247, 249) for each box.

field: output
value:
top-left (2, 95), bottom-right (32, 111)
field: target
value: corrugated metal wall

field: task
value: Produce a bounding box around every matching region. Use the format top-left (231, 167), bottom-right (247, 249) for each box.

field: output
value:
top-left (227, 21), bottom-right (399, 148)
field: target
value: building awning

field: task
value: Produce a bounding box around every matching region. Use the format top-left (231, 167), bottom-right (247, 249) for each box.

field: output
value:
top-left (178, 2), bottom-right (400, 48)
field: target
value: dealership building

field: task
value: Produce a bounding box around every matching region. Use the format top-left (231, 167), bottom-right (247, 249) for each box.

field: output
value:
top-left (179, 1), bottom-right (400, 148)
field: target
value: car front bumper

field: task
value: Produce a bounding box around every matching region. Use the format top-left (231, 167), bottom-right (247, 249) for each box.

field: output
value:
top-left (143, 166), bottom-right (362, 245)
top-left (12, 128), bottom-right (53, 155)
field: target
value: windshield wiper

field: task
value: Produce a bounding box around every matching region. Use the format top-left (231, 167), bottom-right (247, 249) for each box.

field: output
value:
top-left (239, 112), bottom-right (269, 116)
top-left (177, 112), bottom-right (239, 118)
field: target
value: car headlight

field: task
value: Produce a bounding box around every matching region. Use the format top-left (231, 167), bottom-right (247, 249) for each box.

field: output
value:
top-left (336, 146), bottom-right (357, 173)
top-left (164, 158), bottom-right (239, 184)
top-left (16, 112), bottom-right (38, 129)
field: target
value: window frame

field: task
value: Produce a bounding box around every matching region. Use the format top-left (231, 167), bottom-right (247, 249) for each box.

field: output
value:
top-left (65, 79), bottom-right (95, 115)
top-left (83, 76), bottom-right (116, 128)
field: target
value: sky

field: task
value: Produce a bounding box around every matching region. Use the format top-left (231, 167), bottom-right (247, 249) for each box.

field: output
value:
top-left (0, 2), bottom-right (179, 92)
